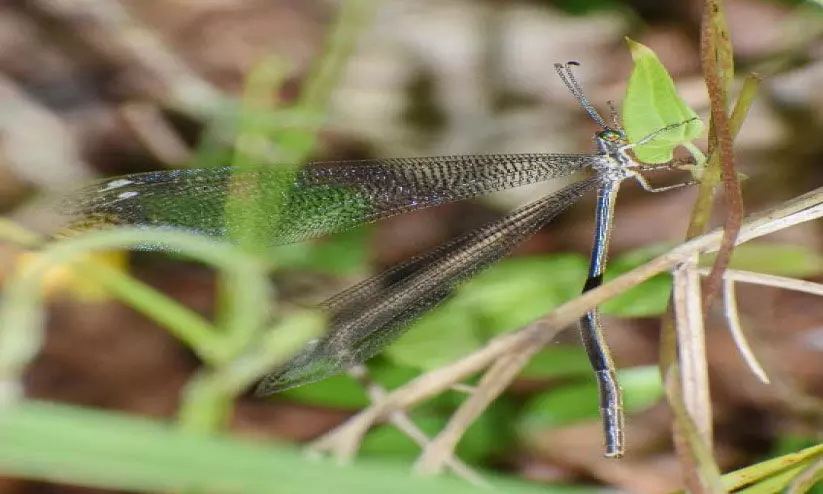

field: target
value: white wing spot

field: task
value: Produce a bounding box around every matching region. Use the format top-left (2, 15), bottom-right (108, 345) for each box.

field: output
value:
top-left (101, 179), bottom-right (135, 191)
top-left (116, 191), bottom-right (139, 200)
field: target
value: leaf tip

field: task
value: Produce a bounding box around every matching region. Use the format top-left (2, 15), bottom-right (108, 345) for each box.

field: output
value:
top-left (625, 38), bottom-right (655, 62)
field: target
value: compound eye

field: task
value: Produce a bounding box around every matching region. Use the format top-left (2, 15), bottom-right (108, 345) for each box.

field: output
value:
top-left (598, 129), bottom-right (623, 142)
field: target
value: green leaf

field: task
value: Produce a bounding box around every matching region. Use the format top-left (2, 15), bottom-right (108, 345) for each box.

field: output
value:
top-left (456, 255), bottom-right (588, 335)
top-left (518, 366), bottom-right (663, 430)
top-left (520, 346), bottom-right (594, 380)
top-left (362, 409), bottom-right (500, 464)
top-left (601, 244), bottom-right (676, 316)
top-left (0, 400), bottom-right (573, 494)
top-left (362, 414), bottom-right (448, 458)
top-left (279, 373), bottom-right (370, 409)
top-left (715, 441), bottom-right (823, 494)
top-left (623, 38), bottom-right (704, 164)
top-left (701, 242), bottom-right (823, 278)
top-left (520, 380), bottom-right (600, 429)
top-left (280, 360), bottom-right (427, 409)
top-left (385, 307), bottom-right (485, 370)
top-left (620, 365), bottom-right (665, 413)
top-left (601, 274), bottom-right (672, 317)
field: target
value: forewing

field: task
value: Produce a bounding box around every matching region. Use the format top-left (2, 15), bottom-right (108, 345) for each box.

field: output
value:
top-left (61, 154), bottom-right (593, 245)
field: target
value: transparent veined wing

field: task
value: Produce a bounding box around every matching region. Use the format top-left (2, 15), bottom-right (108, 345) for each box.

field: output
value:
top-left (62, 154), bottom-right (595, 245)
top-left (255, 177), bottom-right (599, 394)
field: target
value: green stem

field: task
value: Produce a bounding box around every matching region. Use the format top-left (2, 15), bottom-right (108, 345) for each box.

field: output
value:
top-left (177, 312), bottom-right (325, 434)
top-left (0, 228), bottom-right (268, 396)
top-left (682, 141), bottom-right (707, 168)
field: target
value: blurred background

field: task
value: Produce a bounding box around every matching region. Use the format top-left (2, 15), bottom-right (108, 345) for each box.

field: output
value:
top-left (1, 0), bottom-right (823, 492)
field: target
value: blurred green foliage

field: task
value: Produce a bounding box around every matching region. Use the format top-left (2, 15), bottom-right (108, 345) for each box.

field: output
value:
top-left (2, 2), bottom-right (822, 492)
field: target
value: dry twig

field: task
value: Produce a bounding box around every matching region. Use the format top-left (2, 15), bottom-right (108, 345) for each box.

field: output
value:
top-left (346, 366), bottom-right (488, 486)
top-left (672, 256), bottom-right (713, 451)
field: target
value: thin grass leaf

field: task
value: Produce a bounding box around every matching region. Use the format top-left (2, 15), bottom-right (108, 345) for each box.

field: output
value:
top-left (0, 401), bottom-right (580, 494)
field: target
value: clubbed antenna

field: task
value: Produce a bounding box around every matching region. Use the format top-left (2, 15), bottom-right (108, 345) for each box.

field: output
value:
top-left (553, 61), bottom-right (610, 130)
